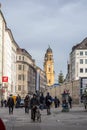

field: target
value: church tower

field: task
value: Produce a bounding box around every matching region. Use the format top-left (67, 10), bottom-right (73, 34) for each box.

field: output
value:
top-left (44, 46), bottom-right (55, 86)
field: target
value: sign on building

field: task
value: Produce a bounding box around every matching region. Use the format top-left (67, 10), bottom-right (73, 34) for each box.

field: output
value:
top-left (2, 76), bottom-right (8, 82)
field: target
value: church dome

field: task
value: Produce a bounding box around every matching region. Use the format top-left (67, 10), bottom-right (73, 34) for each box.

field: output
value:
top-left (47, 46), bottom-right (52, 53)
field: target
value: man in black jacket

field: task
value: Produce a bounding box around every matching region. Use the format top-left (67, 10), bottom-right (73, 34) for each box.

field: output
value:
top-left (7, 95), bottom-right (14, 114)
top-left (30, 94), bottom-right (39, 121)
top-left (45, 92), bottom-right (52, 115)
top-left (40, 93), bottom-right (45, 110)
top-left (68, 95), bottom-right (72, 108)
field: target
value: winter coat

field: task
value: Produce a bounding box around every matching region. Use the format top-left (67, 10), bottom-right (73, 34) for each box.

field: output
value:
top-left (30, 97), bottom-right (39, 108)
top-left (45, 95), bottom-right (52, 106)
top-left (7, 97), bottom-right (14, 107)
top-left (24, 96), bottom-right (30, 107)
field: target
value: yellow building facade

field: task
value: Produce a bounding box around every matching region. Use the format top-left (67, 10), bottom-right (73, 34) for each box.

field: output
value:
top-left (44, 46), bottom-right (55, 86)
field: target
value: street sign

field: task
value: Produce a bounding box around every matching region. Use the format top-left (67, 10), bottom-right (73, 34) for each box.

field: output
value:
top-left (2, 76), bottom-right (8, 82)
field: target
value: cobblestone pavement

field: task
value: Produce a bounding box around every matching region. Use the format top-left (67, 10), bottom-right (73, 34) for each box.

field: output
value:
top-left (0, 105), bottom-right (87, 130)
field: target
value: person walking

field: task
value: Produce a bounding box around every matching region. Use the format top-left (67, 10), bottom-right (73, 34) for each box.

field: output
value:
top-left (7, 95), bottom-right (14, 114)
top-left (24, 94), bottom-right (30, 113)
top-left (45, 92), bottom-right (52, 115)
top-left (40, 93), bottom-right (45, 110)
top-left (4, 100), bottom-right (7, 107)
top-left (68, 95), bottom-right (72, 108)
top-left (1, 99), bottom-right (3, 107)
top-left (54, 96), bottom-right (60, 108)
top-left (30, 94), bottom-right (39, 121)
top-left (16, 94), bottom-right (21, 108)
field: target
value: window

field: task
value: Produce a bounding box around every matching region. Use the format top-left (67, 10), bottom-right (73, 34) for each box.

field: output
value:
top-left (85, 59), bottom-right (87, 64)
top-left (85, 51), bottom-right (87, 55)
top-left (80, 59), bottom-right (83, 64)
top-left (22, 56), bottom-right (24, 61)
top-left (18, 65), bottom-right (22, 70)
top-left (80, 51), bottom-right (83, 56)
top-left (50, 56), bottom-right (52, 60)
top-left (80, 68), bottom-right (83, 73)
top-left (19, 56), bottom-right (21, 60)
top-left (49, 80), bottom-right (51, 84)
top-left (18, 75), bottom-right (22, 80)
top-left (18, 85), bottom-right (21, 91)
top-left (23, 65), bottom-right (25, 70)
top-left (85, 68), bottom-right (87, 73)
top-left (23, 74), bottom-right (25, 81)
top-left (49, 67), bottom-right (51, 72)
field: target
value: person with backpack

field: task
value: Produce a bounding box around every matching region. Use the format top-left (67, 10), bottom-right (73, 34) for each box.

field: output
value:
top-left (45, 92), bottom-right (52, 115)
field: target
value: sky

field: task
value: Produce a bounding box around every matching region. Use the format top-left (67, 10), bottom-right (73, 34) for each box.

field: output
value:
top-left (1, 0), bottom-right (87, 82)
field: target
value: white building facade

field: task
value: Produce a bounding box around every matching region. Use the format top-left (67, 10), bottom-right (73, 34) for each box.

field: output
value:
top-left (3, 30), bottom-right (12, 99)
top-left (0, 10), bottom-right (18, 99)
top-left (0, 10), bottom-right (3, 99)
top-left (69, 38), bottom-right (87, 81)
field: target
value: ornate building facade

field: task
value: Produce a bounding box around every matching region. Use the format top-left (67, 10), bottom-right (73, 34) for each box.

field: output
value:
top-left (44, 46), bottom-right (55, 86)
top-left (0, 7), bottom-right (47, 99)
top-left (16, 48), bottom-right (36, 98)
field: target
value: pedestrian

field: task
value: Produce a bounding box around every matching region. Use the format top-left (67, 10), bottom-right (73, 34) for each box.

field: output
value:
top-left (24, 94), bottom-right (30, 113)
top-left (40, 93), bottom-right (45, 110)
top-left (4, 100), bottom-right (7, 107)
top-left (54, 96), bottom-right (60, 108)
top-left (68, 95), bottom-right (72, 108)
top-left (45, 92), bottom-right (52, 115)
top-left (30, 94), bottom-right (39, 121)
top-left (16, 94), bottom-right (21, 108)
top-left (7, 95), bottom-right (14, 114)
top-left (1, 99), bottom-right (3, 107)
